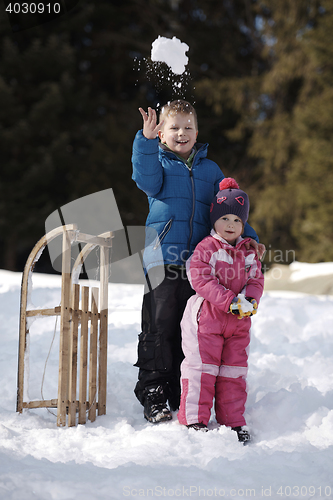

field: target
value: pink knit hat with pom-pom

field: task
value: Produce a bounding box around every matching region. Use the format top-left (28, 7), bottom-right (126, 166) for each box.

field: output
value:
top-left (210, 177), bottom-right (249, 228)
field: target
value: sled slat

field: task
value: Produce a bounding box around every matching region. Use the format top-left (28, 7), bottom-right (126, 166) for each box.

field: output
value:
top-left (57, 230), bottom-right (72, 427)
top-left (98, 245), bottom-right (109, 416)
top-left (68, 284), bottom-right (80, 427)
top-left (79, 286), bottom-right (89, 424)
top-left (74, 233), bottom-right (113, 247)
top-left (88, 288), bottom-right (99, 422)
top-left (26, 307), bottom-right (62, 317)
top-left (23, 399), bottom-right (58, 409)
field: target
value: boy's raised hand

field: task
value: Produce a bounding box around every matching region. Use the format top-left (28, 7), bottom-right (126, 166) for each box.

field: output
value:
top-left (246, 239), bottom-right (266, 260)
top-left (139, 107), bottom-right (164, 139)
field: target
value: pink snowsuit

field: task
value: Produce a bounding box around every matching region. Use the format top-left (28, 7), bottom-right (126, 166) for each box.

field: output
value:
top-left (178, 230), bottom-right (264, 428)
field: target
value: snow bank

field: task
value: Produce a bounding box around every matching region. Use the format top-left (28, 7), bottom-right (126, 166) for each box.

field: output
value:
top-left (1, 270), bottom-right (333, 499)
top-left (264, 262), bottom-right (333, 295)
top-left (289, 261), bottom-right (333, 281)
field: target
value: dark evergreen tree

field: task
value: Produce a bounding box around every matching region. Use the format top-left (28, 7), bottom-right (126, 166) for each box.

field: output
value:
top-left (288, 0), bottom-right (333, 262)
top-left (2, 0), bottom-right (331, 270)
top-left (0, 0), bottom-right (267, 270)
top-left (196, 0), bottom-right (333, 264)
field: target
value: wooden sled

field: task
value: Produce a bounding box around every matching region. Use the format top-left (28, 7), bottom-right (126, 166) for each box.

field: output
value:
top-left (16, 224), bottom-right (112, 426)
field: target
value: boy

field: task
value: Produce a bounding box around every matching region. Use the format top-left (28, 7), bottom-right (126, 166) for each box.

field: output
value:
top-left (131, 100), bottom-right (264, 423)
top-left (178, 178), bottom-right (264, 443)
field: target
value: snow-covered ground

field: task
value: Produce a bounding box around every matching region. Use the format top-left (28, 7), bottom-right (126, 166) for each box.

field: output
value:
top-left (1, 266), bottom-right (333, 500)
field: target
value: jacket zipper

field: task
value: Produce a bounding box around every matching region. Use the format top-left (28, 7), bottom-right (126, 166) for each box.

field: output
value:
top-left (154, 218), bottom-right (173, 249)
top-left (158, 147), bottom-right (200, 257)
top-left (186, 168), bottom-right (195, 258)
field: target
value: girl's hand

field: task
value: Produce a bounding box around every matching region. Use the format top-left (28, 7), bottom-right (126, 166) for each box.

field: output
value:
top-left (139, 107), bottom-right (164, 139)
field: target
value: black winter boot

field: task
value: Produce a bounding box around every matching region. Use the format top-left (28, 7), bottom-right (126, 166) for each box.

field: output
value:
top-left (187, 423), bottom-right (208, 432)
top-left (164, 381), bottom-right (180, 412)
top-left (232, 426), bottom-right (251, 445)
top-left (143, 386), bottom-right (172, 423)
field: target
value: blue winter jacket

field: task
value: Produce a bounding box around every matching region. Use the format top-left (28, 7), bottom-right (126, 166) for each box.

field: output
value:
top-left (132, 130), bottom-right (258, 270)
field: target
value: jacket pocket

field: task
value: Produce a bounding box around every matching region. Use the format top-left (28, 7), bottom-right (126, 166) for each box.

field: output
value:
top-left (154, 218), bottom-right (173, 249)
top-left (134, 332), bottom-right (165, 371)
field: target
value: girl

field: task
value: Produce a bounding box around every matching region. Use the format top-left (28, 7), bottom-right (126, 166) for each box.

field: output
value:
top-left (178, 178), bottom-right (264, 443)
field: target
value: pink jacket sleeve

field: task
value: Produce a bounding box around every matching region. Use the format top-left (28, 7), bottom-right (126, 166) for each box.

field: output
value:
top-left (241, 254), bottom-right (264, 305)
top-left (188, 240), bottom-right (236, 313)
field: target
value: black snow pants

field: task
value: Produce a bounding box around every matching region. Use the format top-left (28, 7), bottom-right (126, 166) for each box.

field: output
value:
top-left (134, 265), bottom-right (195, 411)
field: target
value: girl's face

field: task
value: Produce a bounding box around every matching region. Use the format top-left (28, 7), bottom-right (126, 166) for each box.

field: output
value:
top-left (158, 113), bottom-right (198, 159)
top-left (214, 214), bottom-right (243, 245)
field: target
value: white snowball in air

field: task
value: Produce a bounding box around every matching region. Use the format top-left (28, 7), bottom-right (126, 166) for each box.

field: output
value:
top-left (151, 36), bottom-right (189, 75)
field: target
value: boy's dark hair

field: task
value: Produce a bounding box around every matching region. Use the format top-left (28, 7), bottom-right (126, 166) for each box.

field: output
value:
top-left (159, 100), bottom-right (198, 130)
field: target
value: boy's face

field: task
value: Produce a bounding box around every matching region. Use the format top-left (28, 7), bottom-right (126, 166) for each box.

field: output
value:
top-left (214, 214), bottom-right (243, 245)
top-left (158, 113), bottom-right (198, 160)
